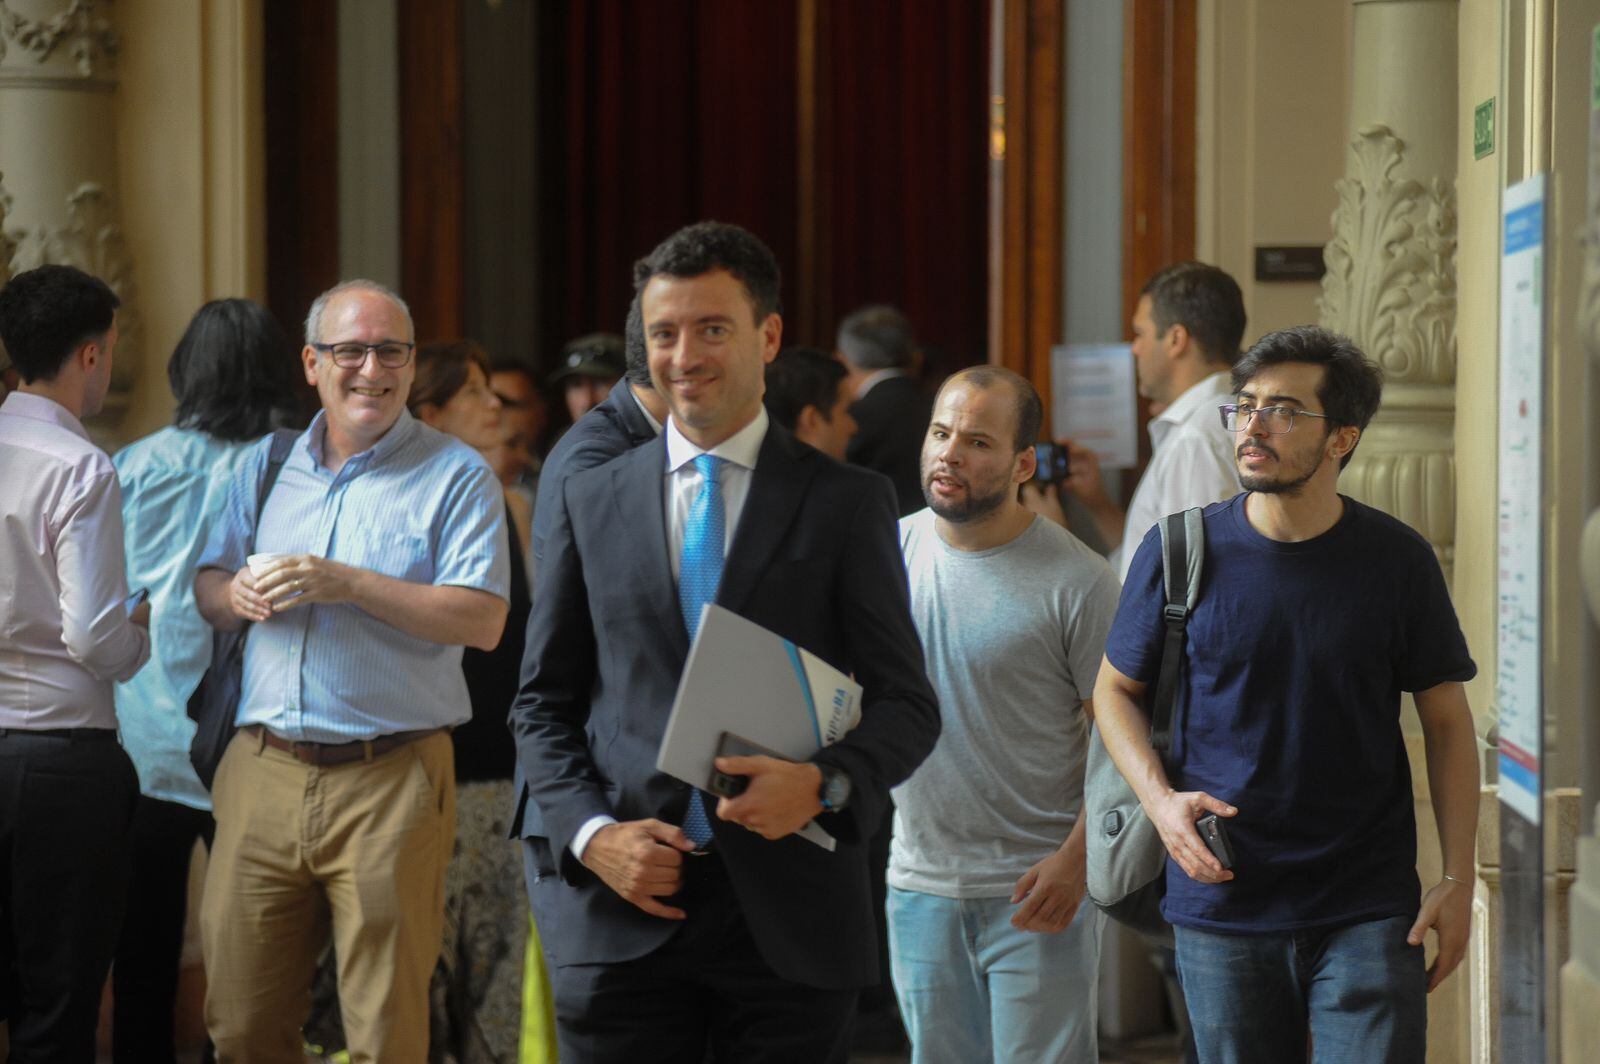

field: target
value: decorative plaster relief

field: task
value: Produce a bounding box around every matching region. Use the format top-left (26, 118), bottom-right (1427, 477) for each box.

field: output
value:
top-left (1342, 445), bottom-right (1457, 575)
top-left (0, 173), bottom-right (14, 286)
top-left (5, 182), bottom-right (139, 390)
top-left (1320, 124), bottom-right (1458, 387)
top-left (0, 0), bottom-right (118, 78)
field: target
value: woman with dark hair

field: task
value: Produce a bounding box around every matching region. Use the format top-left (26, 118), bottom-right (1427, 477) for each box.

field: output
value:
top-left (111, 298), bottom-right (304, 1061)
top-left (409, 341), bottom-right (536, 1061)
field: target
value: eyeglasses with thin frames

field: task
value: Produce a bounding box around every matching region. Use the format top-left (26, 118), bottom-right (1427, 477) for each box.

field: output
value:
top-left (312, 341), bottom-right (416, 369)
top-left (1217, 403), bottom-right (1331, 435)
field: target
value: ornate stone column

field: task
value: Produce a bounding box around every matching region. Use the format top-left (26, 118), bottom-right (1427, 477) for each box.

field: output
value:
top-left (1564, 126), bottom-right (1600, 1062)
top-left (1317, 2), bottom-right (1474, 1058)
top-left (0, 0), bottom-right (139, 428)
top-left (1319, 0), bottom-right (1459, 579)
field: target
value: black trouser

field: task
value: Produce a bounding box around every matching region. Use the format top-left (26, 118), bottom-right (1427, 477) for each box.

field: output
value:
top-left (0, 729), bottom-right (137, 1063)
top-left (547, 854), bottom-right (858, 1063)
top-left (112, 794), bottom-right (214, 1064)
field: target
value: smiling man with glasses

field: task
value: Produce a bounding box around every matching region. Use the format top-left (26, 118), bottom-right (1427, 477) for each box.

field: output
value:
top-left (1093, 325), bottom-right (1480, 1063)
top-left (193, 279), bottom-right (511, 1061)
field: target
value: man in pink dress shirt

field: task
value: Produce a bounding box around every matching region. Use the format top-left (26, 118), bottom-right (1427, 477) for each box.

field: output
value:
top-left (0, 264), bottom-right (151, 1062)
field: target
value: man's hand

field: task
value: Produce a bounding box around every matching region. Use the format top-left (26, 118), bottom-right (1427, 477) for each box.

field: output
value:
top-left (1060, 440), bottom-right (1111, 507)
top-left (1147, 789), bottom-right (1236, 884)
top-left (1020, 481), bottom-right (1070, 530)
top-left (226, 566), bottom-right (273, 623)
top-left (580, 819), bottom-right (695, 920)
top-left (1408, 876), bottom-right (1472, 992)
top-left (713, 756), bottom-right (823, 840)
top-left (254, 555), bottom-right (355, 612)
top-left (128, 600), bottom-right (152, 628)
top-left (1010, 844), bottom-right (1087, 933)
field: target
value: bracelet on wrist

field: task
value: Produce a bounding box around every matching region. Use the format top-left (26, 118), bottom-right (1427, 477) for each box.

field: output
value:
top-left (1441, 872), bottom-right (1470, 886)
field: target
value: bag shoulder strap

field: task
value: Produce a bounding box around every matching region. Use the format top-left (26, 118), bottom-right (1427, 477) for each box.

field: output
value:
top-left (248, 428), bottom-right (298, 549)
top-left (1149, 507), bottom-right (1205, 755)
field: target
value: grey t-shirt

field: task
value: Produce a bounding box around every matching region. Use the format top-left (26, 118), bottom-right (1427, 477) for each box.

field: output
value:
top-left (890, 509), bottom-right (1121, 898)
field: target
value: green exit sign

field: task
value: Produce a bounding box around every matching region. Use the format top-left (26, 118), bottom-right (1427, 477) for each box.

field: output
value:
top-left (1474, 98), bottom-right (1495, 160)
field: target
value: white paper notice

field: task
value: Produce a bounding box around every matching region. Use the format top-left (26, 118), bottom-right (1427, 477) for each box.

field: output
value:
top-left (1050, 344), bottom-right (1138, 468)
top-left (1495, 173), bottom-right (1546, 826)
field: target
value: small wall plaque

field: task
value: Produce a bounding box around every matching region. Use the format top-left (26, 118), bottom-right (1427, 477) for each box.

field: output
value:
top-left (1253, 246), bottom-right (1326, 283)
top-left (1475, 98), bottom-right (1496, 159)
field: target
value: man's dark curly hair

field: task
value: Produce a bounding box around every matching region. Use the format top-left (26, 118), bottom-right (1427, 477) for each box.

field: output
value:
top-left (631, 221), bottom-right (782, 327)
top-left (1230, 324), bottom-right (1383, 469)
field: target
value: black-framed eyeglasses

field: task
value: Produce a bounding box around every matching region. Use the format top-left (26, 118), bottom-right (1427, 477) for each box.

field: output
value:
top-left (312, 341), bottom-right (415, 368)
top-left (1218, 403), bottom-right (1331, 434)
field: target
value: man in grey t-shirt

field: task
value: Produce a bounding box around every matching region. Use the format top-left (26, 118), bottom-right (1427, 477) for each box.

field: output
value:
top-left (891, 366), bottom-right (1120, 1064)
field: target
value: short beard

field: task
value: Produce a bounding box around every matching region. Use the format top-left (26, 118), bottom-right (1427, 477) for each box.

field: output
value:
top-left (924, 480), bottom-right (1011, 523)
top-left (1239, 465), bottom-right (1317, 496)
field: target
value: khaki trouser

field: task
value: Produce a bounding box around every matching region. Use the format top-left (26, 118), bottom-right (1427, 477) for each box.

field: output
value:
top-left (200, 729), bottom-right (455, 1064)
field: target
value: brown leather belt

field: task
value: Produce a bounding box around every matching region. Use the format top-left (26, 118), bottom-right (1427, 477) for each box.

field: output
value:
top-left (245, 724), bottom-right (444, 767)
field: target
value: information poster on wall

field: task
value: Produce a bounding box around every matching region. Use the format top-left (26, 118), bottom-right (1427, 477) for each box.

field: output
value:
top-left (1496, 173), bottom-right (1546, 825)
top-left (1049, 344), bottom-right (1138, 468)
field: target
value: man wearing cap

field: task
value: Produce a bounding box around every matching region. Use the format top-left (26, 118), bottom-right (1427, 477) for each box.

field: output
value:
top-left (193, 278), bottom-right (511, 1061)
top-left (550, 332), bottom-right (626, 427)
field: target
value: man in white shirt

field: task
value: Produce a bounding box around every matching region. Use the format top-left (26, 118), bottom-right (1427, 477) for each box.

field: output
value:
top-left (1060, 262), bottom-right (1246, 580)
top-left (0, 264), bottom-right (150, 1061)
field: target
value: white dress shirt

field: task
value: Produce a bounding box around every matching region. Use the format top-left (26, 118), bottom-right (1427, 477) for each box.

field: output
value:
top-left (570, 407), bottom-right (770, 860)
top-left (0, 392), bottom-right (149, 728)
top-left (1113, 372), bottom-right (1240, 581)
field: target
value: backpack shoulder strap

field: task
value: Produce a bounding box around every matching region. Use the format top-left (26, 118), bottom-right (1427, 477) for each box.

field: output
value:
top-left (247, 428), bottom-right (300, 551)
top-left (1150, 507), bottom-right (1206, 755)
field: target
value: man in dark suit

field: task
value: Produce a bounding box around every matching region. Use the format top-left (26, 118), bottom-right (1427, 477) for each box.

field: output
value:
top-left (512, 221), bottom-right (940, 1062)
top-left (837, 304), bottom-right (934, 517)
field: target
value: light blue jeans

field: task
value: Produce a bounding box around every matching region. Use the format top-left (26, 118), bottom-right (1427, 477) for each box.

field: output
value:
top-left (887, 885), bottom-right (1102, 1064)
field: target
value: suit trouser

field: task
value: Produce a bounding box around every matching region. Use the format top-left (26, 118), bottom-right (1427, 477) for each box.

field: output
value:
top-left (0, 729), bottom-right (138, 1064)
top-left (199, 729), bottom-right (454, 1064)
top-left (112, 794), bottom-right (214, 1064)
top-left (537, 849), bottom-right (859, 1063)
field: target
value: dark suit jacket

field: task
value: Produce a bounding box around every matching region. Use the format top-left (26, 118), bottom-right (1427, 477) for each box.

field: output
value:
top-left (510, 422), bottom-right (940, 990)
top-left (846, 374), bottom-right (934, 517)
top-left (528, 382), bottom-right (659, 570)
top-left (512, 383), bottom-right (659, 840)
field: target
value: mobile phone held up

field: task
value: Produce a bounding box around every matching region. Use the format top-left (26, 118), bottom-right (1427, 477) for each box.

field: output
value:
top-left (1195, 813), bottom-right (1236, 871)
top-left (1032, 442), bottom-right (1071, 485)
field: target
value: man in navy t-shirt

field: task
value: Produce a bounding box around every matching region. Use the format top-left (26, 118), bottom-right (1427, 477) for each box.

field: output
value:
top-left (1095, 325), bottom-right (1479, 1064)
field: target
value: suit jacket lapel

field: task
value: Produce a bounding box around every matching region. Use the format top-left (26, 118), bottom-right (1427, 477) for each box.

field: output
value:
top-left (609, 437), bottom-right (689, 656)
top-left (718, 425), bottom-right (816, 615)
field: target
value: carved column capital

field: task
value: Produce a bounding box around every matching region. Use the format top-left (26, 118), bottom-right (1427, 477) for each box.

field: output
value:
top-left (1320, 124), bottom-right (1458, 387)
top-left (0, 0), bottom-right (118, 81)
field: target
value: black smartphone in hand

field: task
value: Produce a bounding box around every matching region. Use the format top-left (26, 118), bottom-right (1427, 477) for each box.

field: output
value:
top-left (1196, 813), bottom-right (1236, 870)
top-left (706, 732), bottom-right (790, 798)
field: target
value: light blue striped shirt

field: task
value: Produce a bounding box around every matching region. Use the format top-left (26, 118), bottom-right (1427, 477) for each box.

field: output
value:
top-left (199, 410), bottom-right (510, 743)
top-left (114, 428), bottom-right (261, 809)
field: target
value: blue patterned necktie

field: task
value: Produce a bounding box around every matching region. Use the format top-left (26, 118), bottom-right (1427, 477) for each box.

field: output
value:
top-left (678, 453), bottom-right (726, 845)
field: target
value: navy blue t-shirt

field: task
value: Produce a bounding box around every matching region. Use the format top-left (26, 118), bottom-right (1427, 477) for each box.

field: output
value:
top-left (1104, 494), bottom-right (1475, 933)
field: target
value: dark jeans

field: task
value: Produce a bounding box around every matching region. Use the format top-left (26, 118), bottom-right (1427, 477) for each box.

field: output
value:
top-left (1173, 914), bottom-right (1427, 1064)
top-left (112, 795), bottom-right (214, 1064)
top-left (0, 730), bottom-right (138, 1063)
top-left (547, 855), bottom-right (858, 1063)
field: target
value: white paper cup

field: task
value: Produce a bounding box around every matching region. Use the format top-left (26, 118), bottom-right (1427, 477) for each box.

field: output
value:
top-left (247, 552), bottom-right (294, 578)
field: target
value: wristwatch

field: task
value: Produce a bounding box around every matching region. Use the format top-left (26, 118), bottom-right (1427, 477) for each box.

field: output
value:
top-left (817, 764), bottom-right (853, 812)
